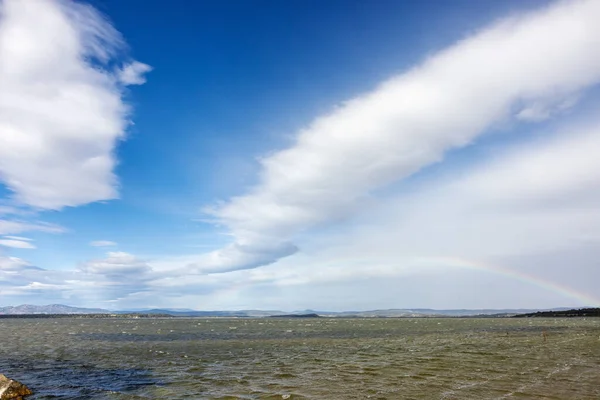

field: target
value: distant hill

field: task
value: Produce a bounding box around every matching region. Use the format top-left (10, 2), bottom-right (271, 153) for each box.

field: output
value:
top-left (122, 309), bottom-right (283, 317)
top-left (314, 308), bottom-right (572, 317)
top-left (0, 305), bottom-right (282, 317)
top-left (0, 304), bottom-right (110, 315)
top-left (0, 304), bottom-right (586, 317)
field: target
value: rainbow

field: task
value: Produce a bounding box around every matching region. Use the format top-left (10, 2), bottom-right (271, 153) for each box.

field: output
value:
top-left (416, 256), bottom-right (600, 307)
top-left (204, 255), bottom-right (600, 309)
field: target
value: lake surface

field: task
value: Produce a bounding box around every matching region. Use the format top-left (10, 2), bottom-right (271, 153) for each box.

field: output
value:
top-left (1, 317), bottom-right (599, 399)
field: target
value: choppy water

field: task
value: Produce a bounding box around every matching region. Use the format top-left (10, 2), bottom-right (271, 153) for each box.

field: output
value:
top-left (1, 317), bottom-right (599, 399)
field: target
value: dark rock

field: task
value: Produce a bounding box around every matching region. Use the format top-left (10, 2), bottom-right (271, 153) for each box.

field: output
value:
top-left (0, 374), bottom-right (32, 399)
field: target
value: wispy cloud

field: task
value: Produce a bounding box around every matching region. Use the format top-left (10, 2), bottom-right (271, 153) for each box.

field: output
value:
top-left (75, 252), bottom-right (154, 303)
top-left (0, 220), bottom-right (64, 235)
top-left (0, 256), bottom-right (40, 271)
top-left (79, 251), bottom-right (151, 277)
top-left (0, 0), bottom-right (151, 210)
top-left (302, 116), bottom-right (600, 261)
top-left (196, 0), bottom-right (600, 273)
top-left (3, 236), bottom-right (32, 241)
top-left (90, 240), bottom-right (117, 247)
top-left (0, 206), bottom-right (19, 215)
top-left (118, 61), bottom-right (153, 85)
top-left (0, 238), bottom-right (36, 249)
top-left (1, 252), bottom-right (154, 303)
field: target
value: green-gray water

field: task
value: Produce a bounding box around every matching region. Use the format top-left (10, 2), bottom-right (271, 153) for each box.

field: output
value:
top-left (1, 317), bottom-right (599, 399)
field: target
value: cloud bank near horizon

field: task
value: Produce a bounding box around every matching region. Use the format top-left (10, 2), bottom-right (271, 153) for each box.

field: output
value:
top-left (194, 0), bottom-right (600, 273)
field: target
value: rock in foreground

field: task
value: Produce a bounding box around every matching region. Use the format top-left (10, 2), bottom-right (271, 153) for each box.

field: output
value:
top-left (0, 375), bottom-right (32, 399)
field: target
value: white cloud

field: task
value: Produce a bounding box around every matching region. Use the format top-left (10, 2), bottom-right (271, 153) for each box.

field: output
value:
top-left (247, 115), bottom-right (600, 307)
top-left (0, 219), bottom-right (64, 235)
top-left (0, 0), bottom-right (150, 210)
top-left (90, 240), bottom-right (117, 247)
top-left (79, 251), bottom-right (151, 276)
top-left (1, 0), bottom-right (599, 310)
top-left (0, 238), bottom-right (36, 249)
top-left (460, 121), bottom-right (600, 206)
top-left (0, 256), bottom-right (47, 299)
top-left (0, 205), bottom-right (18, 215)
top-left (206, 116), bottom-right (600, 308)
top-left (188, 241), bottom-right (298, 273)
top-left (3, 235), bottom-right (32, 241)
top-left (198, 0), bottom-right (600, 273)
top-left (0, 256), bottom-right (36, 271)
top-left (118, 61), bottom-right (152, 85)
top-left (0, 252), bottom-right (155, 304)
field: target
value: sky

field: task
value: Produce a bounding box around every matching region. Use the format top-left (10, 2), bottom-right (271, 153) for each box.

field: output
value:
top-left (1, 0), bottom-right (600, 311)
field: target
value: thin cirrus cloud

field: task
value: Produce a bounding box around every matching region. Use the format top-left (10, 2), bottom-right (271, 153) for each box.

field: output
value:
top-left (79, 252), bottom-right (151, 277)
top-left (0, 256), bottom-right (38, 271)
top-left (0, 238), bottom-right (36, 249)
top-left (460, 122), bottom-right (600, 207)
top-left (3, 235), bottom-right (32, 241)
top-left (0, 220), bottom-right (64, 235)
top-left (77, 252), bottom-right (155, 300)
top-left (0, 0), bottom-right (151, 210)
top-left (193, 0), bottom-right (600, 274)
top-left (90, 240), bottom-right (118, 247)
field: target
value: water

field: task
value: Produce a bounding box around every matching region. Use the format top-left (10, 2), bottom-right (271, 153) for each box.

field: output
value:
top-left (1, 317), bottom-right (599, 399)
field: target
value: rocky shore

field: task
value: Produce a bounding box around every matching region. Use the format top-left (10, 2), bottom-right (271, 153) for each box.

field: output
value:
top-left (0, 375), bottom-right (32, 399)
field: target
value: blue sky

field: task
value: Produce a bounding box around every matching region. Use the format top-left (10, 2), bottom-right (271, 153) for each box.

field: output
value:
top-left (1, 0), bottom-right (600, 310)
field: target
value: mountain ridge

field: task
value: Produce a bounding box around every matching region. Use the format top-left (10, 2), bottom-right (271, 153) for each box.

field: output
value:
top-left (0, 304), bottom-right (110, 315)
top-left (0, 304), bottom-right (581, 317)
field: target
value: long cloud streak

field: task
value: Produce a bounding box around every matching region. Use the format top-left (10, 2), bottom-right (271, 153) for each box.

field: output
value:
top-left (198, 0), bottom-right (600, 273)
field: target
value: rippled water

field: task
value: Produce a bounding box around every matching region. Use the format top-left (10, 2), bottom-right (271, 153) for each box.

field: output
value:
top-left (1, 317), bottom-right (599, 399)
